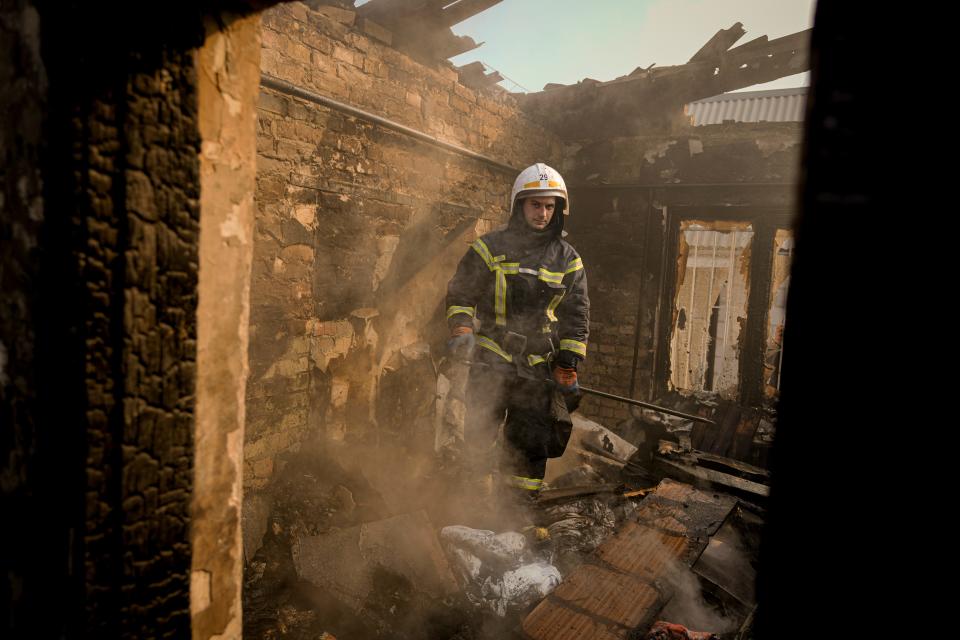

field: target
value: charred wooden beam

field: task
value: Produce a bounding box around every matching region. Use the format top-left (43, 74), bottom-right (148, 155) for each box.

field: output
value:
top-left (440, 0), bottom-right (503, 27)
top-left (456, 60), bottom-right (486, 79)
top-left (456, 60), bottom-right (503, 90)
top-left (357, 0), bottom-right (429, 24)
top-left (356, 0), bottom-right (497, 63)
top-left (517, 24), bottom-right (812, 140)
top-left (727, 34), bottom-right (771, 56)
top-left (689, 21), bottom-right (746, 63)
top-left (482, 70), bottom-right (503, 86)
top-left (436, 33), bottom-right (482, 58)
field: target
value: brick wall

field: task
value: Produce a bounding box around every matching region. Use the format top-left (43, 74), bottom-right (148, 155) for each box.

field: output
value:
top-left (245, 2), bottom-right (562, 488)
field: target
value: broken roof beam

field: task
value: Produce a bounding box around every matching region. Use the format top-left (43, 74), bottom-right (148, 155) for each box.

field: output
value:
top-left (725, 28), bottom-right (809, 66)
top-left (356, 0), bottom-right (498, 63)
top-left (456, 60), bottom-right (503, 90)
top-left (437, 33), bottom-right (482, 59)
top-left (456, 60), bottom-right (486, 81)
top-left (715, 29), bottom-right (810, 92)
top-left (726, 34), bottom-right (770, 56)
top-left (357, 0), bottom-right (502, 30)
top-left (440, 0), bottom-right (503, 27)
top-left (357, 0), bottom-right (430, 24)
top-left (688, 21), bottom-right (747, 63)
top-left (482, 70), bottom-right (503, 86)
top-left (516, 25), bottom-right (811, 139)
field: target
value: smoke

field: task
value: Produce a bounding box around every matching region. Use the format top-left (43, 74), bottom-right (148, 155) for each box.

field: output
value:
top-left (660, 555), bottom-right (741, 635)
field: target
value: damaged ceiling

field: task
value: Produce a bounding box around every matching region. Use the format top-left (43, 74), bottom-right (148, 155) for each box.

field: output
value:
top-left (518, 23), bottom-right (811, 139)
top-left (353, 0), bottom-right (503, 62)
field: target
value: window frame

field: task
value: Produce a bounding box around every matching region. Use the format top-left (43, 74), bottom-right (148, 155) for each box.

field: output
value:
top-left (653, 205), bottom-right (793, 406)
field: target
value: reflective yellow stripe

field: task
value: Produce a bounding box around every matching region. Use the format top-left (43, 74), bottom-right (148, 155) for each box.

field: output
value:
top-left (476, 335), bottom-right (512, 362)
top-left (537, 268), bottom-right (564, 285)
top-left (546, 293), bottom-right (564, 322)
top-left (542, 325), bottom-right (552, 334)
top-left (494, 261), bottom-right (519, 326)
top-left (471, 238), bottom-right (496, 269)
top-left (565, 258), bottom-right (583, 274)
top-left (522, 180), bottom-right (541, 189)
top-left (494, 269), bottom-right (507, 326)
top-left (527, 354), bottom-right (547, 366)
top-left (560, 339), bottom-right (587, 357)
top-left (508, 475), bottom-right (544, 491)
top-left (473, 240), bottom-right (509, 326)
top-left (547, 180), bottom-right (561, 188)
top-left (446, 305), bottom-right (475, 319)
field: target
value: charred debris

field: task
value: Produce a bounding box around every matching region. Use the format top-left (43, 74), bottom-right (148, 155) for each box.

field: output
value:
top-left (243, 385), bottom-right (770, 640)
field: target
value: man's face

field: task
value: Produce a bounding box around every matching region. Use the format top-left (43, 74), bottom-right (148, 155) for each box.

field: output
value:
top-left (522, 196), bottom-right (557, 231)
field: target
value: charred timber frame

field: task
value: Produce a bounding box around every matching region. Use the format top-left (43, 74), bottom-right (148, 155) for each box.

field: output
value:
top-left (518, 26), bottom-right (811, 139)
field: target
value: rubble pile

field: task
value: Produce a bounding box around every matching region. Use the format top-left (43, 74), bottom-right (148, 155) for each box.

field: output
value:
top-left (543, 495), bottom-right (624, 574)
top-left (242, 446), bottom-right (470, 640)
top-left (440, 526), bottom-right (561, 617)
top-left (242, 396), bottom-right (768, 639)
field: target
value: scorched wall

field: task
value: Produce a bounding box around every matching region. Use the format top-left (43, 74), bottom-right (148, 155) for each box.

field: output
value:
top-left (245, 2), bottom-right (562, 489)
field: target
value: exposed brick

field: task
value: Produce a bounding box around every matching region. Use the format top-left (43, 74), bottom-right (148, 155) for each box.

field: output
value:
top-left (452, 81), bottom-right (476, 102)
top-left (332, 44), bottom-right (357, 66)
top-left (405, 90), bottom-right (422, 109)
top-left (358, 17), bottom-right (392, 45)
top-left (313, 4), bottom-right (355, 26)
top-left (288, 1), bottom-right (309, 23)
top-left (250, 2), bottom-right (562, 486)
top-left (258, 90), bottom-right (287, 115)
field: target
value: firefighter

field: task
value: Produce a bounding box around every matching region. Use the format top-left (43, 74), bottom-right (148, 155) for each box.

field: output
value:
top-left (445, 162), bottom-right (589, 516)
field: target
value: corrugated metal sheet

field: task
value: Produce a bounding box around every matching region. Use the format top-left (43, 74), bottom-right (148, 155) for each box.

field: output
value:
top-left (521, 479), bottom-right (737, 640)
top-left (685, 87), bottom-right (807, 126)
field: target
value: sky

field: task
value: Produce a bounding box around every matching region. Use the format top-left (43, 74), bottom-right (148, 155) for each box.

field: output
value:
top-left (442, 0), bottom-right (817, 93)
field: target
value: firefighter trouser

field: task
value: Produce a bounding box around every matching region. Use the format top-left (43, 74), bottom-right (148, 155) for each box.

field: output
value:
top-left (464, 364), bottom-right (554, 493)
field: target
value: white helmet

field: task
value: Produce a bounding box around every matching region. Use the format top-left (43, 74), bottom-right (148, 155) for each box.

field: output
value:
top-left (510, 163), bottom-right (570, 215)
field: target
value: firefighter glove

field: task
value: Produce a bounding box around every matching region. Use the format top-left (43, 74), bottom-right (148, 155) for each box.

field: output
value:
top-left (554, 350), bottom-right (580, 370)
top-left (553, 366), bottom-right (579, 393)
top-left (447, 325), bottom-right (475, 359)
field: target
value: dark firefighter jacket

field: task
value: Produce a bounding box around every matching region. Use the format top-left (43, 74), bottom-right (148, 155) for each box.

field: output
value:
top-left (445, 206), bottom-right (589, 371)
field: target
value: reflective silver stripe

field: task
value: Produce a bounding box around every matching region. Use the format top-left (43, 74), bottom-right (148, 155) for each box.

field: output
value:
top-left (519, 266), bottom-right (567, 286)
top-left (471, 238), bottom-right (496, 269)
top-left (508, 475), bottom-right (544, 491)
top-left (473, 239), bottom-right (515, 326)
top-left (476, 335), bottom-right (512, 362)
top-left (565, 258), bottom-right (583, 274)
top-left (538, 267), bottom-right (564, 285)
top-left (494, 268), bottom-right (507, 326)
top-left (494, 263), bottom-right (519, 325)
top-left (560, 339), bottom-right (587, 357)
top-left (446, 305), bottom-right (475, 319)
